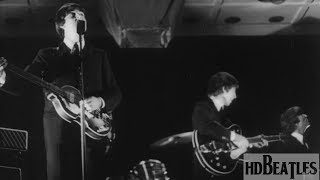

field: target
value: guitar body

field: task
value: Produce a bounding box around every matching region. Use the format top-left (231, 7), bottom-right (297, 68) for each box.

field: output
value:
top-left (47, 85), bottom-right (113, 140)
top-left (47, 85), bottom-right (80, 123)
top-left (192, 124), bottom-right (242, 176)
top-left (0, 57), bottom-right (115, 141)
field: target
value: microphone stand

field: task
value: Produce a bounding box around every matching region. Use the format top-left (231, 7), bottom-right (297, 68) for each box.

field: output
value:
top-left (77, 20), bottom-right (87, 180)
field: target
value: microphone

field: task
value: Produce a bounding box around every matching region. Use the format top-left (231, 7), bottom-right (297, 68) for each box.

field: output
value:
top-left (77, 20), bottom-right (86, 35)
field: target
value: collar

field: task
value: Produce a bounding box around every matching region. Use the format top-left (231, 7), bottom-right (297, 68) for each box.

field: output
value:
top-left (58, 42), bottom-right (89, 58)
top-left (58, 42), bottom-right (72, 55)
top-left (209, 96), bottom-right (224, 112)
top-left (63, 38), bottom-right (85, 51)
top-left (205, 96), bottom-right (219, 114)
top-left (291, 131), bottom-right (304, 145)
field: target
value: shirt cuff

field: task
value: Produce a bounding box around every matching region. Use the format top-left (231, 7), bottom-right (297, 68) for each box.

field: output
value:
top-left (99, 97), bottom-right (105, 109)
top-left (230, 131), bottom-right (236, 141)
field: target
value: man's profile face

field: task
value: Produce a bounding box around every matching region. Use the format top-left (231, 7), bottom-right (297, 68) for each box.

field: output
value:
top-left (60, 10), bottom-right (87, 43)
top-left (296, 114), bottom-right (310, 134)
top-left (222, 87), bottom-right (237, 106)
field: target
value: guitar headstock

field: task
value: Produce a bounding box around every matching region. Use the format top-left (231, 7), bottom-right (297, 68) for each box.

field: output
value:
top-left (278, 133), bottom-right (289, 142)
top-left (252, 133), bottom-right (289, 143)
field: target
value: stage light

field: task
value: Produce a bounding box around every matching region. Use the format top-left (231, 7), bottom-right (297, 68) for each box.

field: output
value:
top-left (258, 0), bottom-right (286, 5)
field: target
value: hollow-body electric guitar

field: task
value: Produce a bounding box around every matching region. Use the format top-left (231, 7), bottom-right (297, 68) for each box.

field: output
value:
top-left (0, 57), bottom-right (112, 140)
top-left (192, 124), bottom-right (284, 176)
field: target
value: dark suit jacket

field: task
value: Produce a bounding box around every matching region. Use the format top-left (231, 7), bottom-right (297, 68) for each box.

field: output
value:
top-left (192, 97), bottom-right (231, 143)
top-left (2, 42), bottom-right (121, 112)
top-left (1, 42), bottom-right (122, 180)
top-left (269, 135), bottom-right (309, 153)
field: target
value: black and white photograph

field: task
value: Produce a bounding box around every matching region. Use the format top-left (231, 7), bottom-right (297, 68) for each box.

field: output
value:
top-left (0, 0), bottom-right (319, 180)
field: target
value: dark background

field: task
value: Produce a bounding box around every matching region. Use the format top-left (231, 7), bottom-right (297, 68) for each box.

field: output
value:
top-left (0, 35), bottom-right (319, 180)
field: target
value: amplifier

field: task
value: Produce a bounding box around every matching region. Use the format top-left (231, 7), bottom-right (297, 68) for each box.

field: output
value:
top-left (0, 165), bottom-right (22, 180)
top-left (0, 127), bottom-right (28, 151)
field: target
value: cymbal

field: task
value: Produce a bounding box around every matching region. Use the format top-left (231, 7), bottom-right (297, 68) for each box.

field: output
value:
top-left (150, 131), bottom-right (193, 149)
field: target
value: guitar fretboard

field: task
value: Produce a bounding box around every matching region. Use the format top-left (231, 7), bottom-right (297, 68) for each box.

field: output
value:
top-left (5, 63), bottom-right (80, 102)
top-left (248, 135), bottom-right (283, 144)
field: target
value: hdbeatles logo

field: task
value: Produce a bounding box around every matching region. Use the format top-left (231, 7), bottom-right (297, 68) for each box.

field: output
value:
top-left (244, 154), bottom-right (319, 180)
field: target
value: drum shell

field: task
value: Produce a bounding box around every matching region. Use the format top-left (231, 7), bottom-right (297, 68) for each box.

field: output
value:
top-left (129, 159), bottom-right (169, 180)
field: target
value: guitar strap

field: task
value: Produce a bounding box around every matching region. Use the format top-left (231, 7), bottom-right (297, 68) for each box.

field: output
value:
top-left (223, 118), bottom-right (234, 128)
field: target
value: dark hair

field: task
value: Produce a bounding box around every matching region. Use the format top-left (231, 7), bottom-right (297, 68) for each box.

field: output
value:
top-left (54, 3), bottom-right (86, 39)
top-left (207, 72), bottom-right (239, 96)
top-left (280, 106), bottom-right (303, 134)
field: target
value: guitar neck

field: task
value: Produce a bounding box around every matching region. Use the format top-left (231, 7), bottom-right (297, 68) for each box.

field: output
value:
top-left (6, 63), bottom-right (68, 99)
top-left (247, 135), bottom-right (282, 144)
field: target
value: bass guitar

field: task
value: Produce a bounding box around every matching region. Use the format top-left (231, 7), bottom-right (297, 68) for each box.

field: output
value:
top-left (0, 57), bottom-right (112, 140)
top-left (192, 124), bottom-right (284, 176)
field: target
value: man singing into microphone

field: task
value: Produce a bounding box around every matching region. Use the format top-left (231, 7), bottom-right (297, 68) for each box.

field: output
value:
top-left (0, 3), bottom-right (121, 180)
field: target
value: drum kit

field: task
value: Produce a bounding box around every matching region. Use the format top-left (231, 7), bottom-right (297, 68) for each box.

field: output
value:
top-left (127, 131), bottom-right (193, 180)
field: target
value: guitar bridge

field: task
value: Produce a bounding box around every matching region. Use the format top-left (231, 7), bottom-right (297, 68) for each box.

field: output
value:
top-left (199, 145), bottom-right (211, 153)
top-left (209, 141), bottom-right (217, 150)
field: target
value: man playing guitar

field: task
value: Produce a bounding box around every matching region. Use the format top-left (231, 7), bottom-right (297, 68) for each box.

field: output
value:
top-left (192, 72), bottom-right (266, 180)
top-left (0, 3), bottom-right (121, 180)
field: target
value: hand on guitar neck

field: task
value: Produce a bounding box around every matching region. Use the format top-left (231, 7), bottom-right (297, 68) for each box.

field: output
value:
top-left (249, 134), bottom-right (269, 148)
top-left (230, 134), bottom-right (269, 159)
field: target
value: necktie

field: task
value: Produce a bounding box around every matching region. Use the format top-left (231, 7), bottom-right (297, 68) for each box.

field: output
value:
top-left (72, 44), bottom-right (80, 55)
